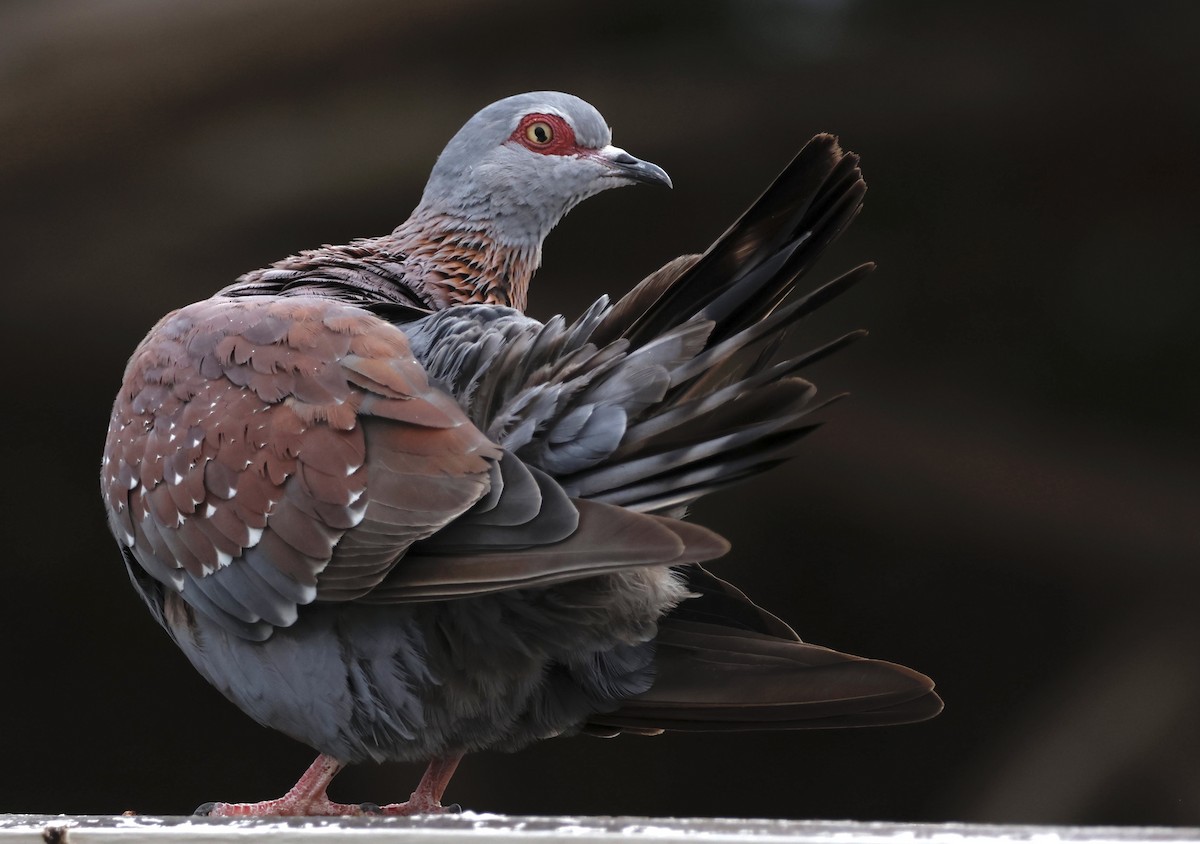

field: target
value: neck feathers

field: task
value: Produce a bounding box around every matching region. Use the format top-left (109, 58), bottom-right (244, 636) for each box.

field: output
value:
top-left (229, 210), bottom-right (541, 313)
top-left (384, 210), bottom-right (540, 311)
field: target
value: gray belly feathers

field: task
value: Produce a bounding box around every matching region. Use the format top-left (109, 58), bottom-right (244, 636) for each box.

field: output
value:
top-left (159, 567), bottom-right (685, 764)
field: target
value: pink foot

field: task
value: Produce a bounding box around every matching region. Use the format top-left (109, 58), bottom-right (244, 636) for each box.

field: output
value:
top-left (365, 755), bottom-right (465, 816)
top-left (194, 753), bottom-right (465, 818)
top-left (198, 794), bottom-right (371, 817)
top-left (363, 795), bottom-right (460, 816)
top-left (195, 754), bottom-right (370, 817)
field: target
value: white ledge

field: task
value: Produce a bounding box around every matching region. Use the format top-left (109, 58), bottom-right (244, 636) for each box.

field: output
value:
top-left (2, 815), bottom-right (1199, 844)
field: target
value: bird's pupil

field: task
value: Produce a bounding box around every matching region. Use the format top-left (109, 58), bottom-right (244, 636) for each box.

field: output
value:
top-left (535, 126), bottom-right (548, 142)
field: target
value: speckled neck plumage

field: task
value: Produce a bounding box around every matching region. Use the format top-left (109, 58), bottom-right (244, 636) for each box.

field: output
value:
top-left (226, 209), bottom-right (540, 312)
top-left (382, 209), bottom-right (540, 311)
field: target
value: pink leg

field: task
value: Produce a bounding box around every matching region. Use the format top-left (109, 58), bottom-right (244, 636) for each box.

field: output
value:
top-left (374, 754), bottom-right (465, 816)
top-left (199, 754), bottom-right (368, 817)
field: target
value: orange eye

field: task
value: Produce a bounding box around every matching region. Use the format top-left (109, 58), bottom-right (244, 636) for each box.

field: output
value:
top-left (525, 120), bottom-right (554, 146)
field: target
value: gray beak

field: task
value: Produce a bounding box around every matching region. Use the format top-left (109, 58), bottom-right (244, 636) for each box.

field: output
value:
top-left (598, 145), bottom-right (672, 188)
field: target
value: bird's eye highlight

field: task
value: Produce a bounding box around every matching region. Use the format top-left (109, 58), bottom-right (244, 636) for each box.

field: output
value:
top-left (525, 121), bottom-right (554, 146)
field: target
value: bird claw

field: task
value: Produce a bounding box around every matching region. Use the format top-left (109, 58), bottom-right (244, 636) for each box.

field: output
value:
top-left (189, 755), bottom-right (463, 817)
top-left (193, 795), bottom-right (364, 817)
top-left (189, 796), bottom-right (457, 818)
top-left (326, 800), bottom-right (461, 817)
top-left (368, 797), bottom-right (459, 816)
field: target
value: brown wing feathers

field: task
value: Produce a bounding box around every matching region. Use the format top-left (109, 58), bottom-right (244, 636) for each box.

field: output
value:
top-left (104, 297), bottom-right (501, 637)
top-left (366, 501), bottom-right (728, 602)
top-left (104, 296), bottom-right (728, 638)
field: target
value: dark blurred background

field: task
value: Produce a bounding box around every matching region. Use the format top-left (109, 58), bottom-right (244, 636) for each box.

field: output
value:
top-left (3, 0), bottom-right (1198, 827)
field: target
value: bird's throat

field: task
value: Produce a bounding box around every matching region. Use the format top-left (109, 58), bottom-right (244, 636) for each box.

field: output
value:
top-left (384, 211), bottom-right (541, 312)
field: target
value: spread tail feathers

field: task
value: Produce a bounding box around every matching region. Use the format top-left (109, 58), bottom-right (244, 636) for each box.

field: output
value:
top-left (558, 135), bottom-right (873, 516)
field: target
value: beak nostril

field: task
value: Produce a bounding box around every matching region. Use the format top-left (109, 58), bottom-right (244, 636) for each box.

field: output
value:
top-left (599, 145), bottom-right (672, 189)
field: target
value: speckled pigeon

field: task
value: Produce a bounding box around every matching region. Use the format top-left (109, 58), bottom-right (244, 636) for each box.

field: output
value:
top-left (101, 92), bottom-right (941, 817)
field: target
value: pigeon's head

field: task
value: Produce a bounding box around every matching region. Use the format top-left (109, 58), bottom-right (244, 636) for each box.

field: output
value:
top-left (416, 91), bottom-right (671, 247)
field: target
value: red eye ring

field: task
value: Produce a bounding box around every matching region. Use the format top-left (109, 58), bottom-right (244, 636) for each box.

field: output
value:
top-left (510, 113), bottom-right (578, 156)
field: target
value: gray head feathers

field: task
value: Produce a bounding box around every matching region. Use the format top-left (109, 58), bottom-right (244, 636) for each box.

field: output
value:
top-left (415, 92), bottom-right (657, 246)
